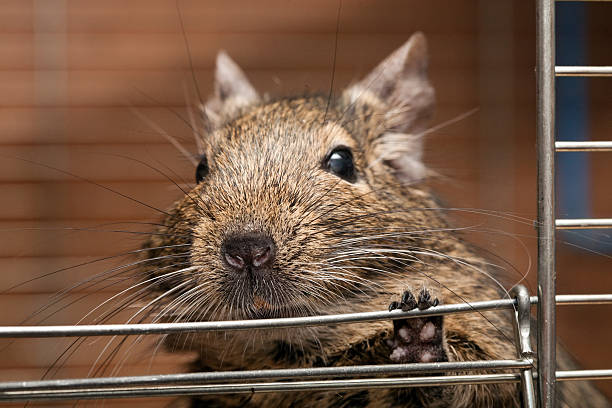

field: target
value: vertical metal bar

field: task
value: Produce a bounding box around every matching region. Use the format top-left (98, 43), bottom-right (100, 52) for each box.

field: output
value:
top-left (536, 0), bottom-right (557, 406)
top-left (511, 285), bottom-right (536, 408)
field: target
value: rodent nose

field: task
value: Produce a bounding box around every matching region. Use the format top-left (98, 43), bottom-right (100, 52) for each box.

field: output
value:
top-left (221, 234), bottom-right (276, 273)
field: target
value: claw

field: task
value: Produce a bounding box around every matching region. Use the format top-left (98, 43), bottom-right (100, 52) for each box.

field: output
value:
top-left (417, 288), bottom-right (436, 310)
top-left (400, 290), bottom-right (417, 311)
top-left (389, 301), bottom-right (400, 312)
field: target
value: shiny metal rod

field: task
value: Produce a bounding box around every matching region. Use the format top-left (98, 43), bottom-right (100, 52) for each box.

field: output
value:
top-left (0, 298), bottom-right (518, 338)
top-left (557, 370), bottom-right (612, 381)
top-left (556, 219), bottom-right (612, 229)
top-left (1, 294), bottom-right (612, 338)
top-left (0, 360), bottom-right (533, 393)
top-left (555, 141), bottom-right (612, 151)
top-left (2, 369), bottom-right (611, 402)
top-left (555, 66), bottom-right (612, 76)
top-left (0, 374), bottom-right (523, 402)
top-left (536, 0), bottom-right (557, 406)
top-left (554, 294), bottom-right (612, 305)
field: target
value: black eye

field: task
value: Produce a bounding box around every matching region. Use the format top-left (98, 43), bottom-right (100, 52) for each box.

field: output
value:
top-left (324, 147), bottom-right (356, 182)
top-left (195, 155), bottom-right (209, 183)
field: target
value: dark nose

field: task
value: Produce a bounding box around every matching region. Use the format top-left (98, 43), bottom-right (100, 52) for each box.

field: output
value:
top-left (221, 234), bottom-right (276, 273)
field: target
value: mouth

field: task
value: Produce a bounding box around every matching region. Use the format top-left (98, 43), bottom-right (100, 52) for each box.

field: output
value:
top-left (244, 294), bottom-right (294, 319)
top-left (252, 294), bottom-right (272, 312)
top-left (218, 270), bottom-right (321, 320)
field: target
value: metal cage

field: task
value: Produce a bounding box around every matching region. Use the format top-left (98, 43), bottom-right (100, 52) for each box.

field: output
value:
top-left (1, 0), bottom-right (611, 406)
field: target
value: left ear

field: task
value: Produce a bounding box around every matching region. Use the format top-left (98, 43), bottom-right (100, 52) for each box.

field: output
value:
top-left (203, 51), bottom-right (261, 126)
top-left (343, 32), bottom-right (435, 183)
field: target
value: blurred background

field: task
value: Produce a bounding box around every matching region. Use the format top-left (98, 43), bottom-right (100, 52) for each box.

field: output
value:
top-left (0, 0), bottom-right (610, 406)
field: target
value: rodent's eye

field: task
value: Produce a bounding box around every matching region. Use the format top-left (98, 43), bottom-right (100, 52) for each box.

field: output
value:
top-left (324, 147), bottom-right (356, 183)
top-left (195, 155), bottom-right (209, 184)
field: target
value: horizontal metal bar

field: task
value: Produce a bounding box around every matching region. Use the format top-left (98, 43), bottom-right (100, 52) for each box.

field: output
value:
top-left (0, 359), bottom-right (533, 392)
top-left (555, 294), bottom-right (612, 305)
top-left (0, 298), bottom-right (519, 338)
top-left (557, 369), bottom-right (612, 381)
top-left (0, 374), bottom-right (523, 402)
top-left (555, 141), bottom-right (612, 151)
top-left (530, 294), bottom-right (612, 305)
top-left (1, 294), bottom-right (611, 338)
top-left (556, 218), bottom-right (612, 229)
top-left (2, 369), bottom-right (610, 402)
top-left (555, 66), bottom-right (612, 76)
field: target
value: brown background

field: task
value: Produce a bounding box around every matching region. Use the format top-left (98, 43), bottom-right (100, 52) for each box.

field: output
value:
top-left (0, 0), bottom-right (611, 406)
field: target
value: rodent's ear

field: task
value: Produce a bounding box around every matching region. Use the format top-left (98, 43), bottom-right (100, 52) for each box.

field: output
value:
top-left (203, 51), bottom-right (260, 126)
top-left (342, 32), bottom-right (435, 184)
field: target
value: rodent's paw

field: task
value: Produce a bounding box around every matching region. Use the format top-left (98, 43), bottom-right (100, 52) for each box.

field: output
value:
top-left (387, 289), bottom-right (447, 364)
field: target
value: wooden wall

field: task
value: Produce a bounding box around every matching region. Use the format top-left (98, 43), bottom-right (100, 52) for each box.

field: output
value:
top-left (0, 1), bottom-right (610, 405)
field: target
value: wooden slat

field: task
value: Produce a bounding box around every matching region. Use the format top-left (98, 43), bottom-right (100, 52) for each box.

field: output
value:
top-left (1, 330), bottom-right (196, 367)
top-left (5, 32), bottom-right (610, 71)
top-left (0, 1), bottom-right (33, 33)
top-left (64, 0), bottom-right (476, 35)
top-left (0, 292), bottom-right (140, 326)
top-left (0, 362), bottom-right (194, 382)
top-left (0, 107), bottom-right (200, 144)
top-left (0, 181), bottom-right (182, 221)
top-left (0, 0), bottom-right (478, 35)
top-left (1, 33), bottom-right (479, 70)
top-left (0, 220), bottom-right (157, 257)
top-left (0, 256), bottom-right (127, 293)
top-left (0, 144), bottom-right (196, 182)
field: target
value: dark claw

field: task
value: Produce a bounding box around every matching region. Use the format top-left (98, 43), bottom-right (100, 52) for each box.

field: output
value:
top-left (388, 290), bottom-right (418, 312)
top-left (401, 290), bottom-right (417, 311)
top-left (417, 288), bottom-right (438, 310)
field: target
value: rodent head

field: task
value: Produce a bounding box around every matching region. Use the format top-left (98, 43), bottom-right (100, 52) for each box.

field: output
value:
top-left (146, 33), bottom-right (443, 322)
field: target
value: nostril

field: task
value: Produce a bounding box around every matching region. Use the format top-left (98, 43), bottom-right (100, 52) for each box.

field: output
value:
top-left (224, 252), bottom-right (245, 270)
top-left (252, 245), bottom-right (272, 268)
top-left (221, 233), bottom-right (276, 273)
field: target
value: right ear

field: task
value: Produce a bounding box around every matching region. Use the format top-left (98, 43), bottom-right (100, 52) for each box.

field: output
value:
top-left (203, 51), bottom-right (260, 126)
top-left (344, 32), bottom-right (434, 133)
top-left (342, 33), bottom-right (435, 184)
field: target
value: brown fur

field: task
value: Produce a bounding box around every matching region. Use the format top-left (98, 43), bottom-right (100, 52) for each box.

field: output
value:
top-left (142, 34), bottom-right (609, 407)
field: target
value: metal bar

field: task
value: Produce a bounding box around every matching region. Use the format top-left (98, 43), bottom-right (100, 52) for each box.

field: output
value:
top-left (0, 298), bottom-right (518, 338)
top-left (2, 369), bottom-right (611, 402)
top-left (0, 374), bottom-right (523, 402)
top-left (0, 360), bottom-right (533, 392)
top-left (536, 0), bottom-right (557, 406)
top-left (556, 141), bottom-right (612, 151)
top-left (556, 218), bottom-right (612, 229)
top-left (556, 369), bottom-right (612, 381)
top-left (555, 294), bottom-right (612, 305)
top-left (555, 66), bottom-right (612, 76)
top-left (511, 286), bottom-right (537, 408)
top-left (2, 294), bottom-right (612, 338)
